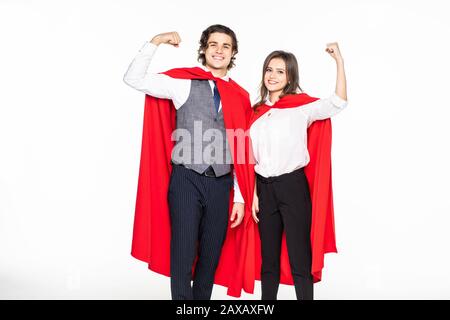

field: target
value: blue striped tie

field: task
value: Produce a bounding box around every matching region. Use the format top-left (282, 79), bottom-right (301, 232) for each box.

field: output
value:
top-left (213, 82), bottom-right (221, 113)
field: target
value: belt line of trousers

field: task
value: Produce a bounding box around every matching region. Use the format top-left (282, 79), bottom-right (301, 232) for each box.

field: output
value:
top-left (168, 164), bottom-right (233, 300)
top-left (256, 167), bottom-right (314, 300)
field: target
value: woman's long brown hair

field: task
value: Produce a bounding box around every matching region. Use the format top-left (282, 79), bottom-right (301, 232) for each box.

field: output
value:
top-left (253, 50), bottom-right (303, 110)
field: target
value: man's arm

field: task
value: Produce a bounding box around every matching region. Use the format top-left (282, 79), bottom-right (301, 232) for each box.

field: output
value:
top-left (229, 170), bottom-right (245, 228)
top-left (123, 32), bottom-right (189, 109)
top-left (233, 170), bottom-right (244, 204)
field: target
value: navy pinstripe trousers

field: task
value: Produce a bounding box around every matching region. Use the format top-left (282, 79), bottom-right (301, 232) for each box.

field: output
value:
top-left (168, 164), bottom-right (233, 300)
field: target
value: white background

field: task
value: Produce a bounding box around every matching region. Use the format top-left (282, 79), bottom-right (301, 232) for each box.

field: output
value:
top-left (1, 0), bottom-right (450, 299)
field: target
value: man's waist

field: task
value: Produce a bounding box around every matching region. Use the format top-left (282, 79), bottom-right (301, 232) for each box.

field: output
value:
top-left (171, 161), bottom-right (231, 178)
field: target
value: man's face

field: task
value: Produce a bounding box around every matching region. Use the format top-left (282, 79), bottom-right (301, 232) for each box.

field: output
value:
top-left (204, 32), bottom-right (234, 72)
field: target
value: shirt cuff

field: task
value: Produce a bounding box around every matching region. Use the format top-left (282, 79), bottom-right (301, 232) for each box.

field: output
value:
top-left (233, 171), bottom-right (245, 204)
top-left (331, 93), bottom-right (348, 109)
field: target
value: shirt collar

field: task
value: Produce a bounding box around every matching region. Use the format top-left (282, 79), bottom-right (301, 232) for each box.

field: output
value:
top-left (199, 64), bottom-right (230, 82)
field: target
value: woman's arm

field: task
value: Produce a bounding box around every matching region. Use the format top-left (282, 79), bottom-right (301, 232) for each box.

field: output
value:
top-left (302, 42), bottom-right (348, 124)
top-left (326, 42), bottom-right (347, 101)
top-left (252, 177), bottom-right (259, 223)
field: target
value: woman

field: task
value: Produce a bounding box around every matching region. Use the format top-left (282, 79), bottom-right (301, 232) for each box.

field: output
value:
top-left (250, 43), bottom-right (348, 300)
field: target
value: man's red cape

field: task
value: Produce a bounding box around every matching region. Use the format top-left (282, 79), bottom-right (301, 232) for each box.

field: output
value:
top-left (131, 67), bottom-right (256, 297)
top-left (248, 93), bottom-right (338, 285)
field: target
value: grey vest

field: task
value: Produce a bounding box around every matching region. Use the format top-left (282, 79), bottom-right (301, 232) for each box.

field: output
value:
top-left (171, 80), bottom-right (232, 177)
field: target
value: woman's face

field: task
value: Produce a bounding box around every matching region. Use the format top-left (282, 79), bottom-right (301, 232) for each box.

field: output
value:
top-left (264, 58), bottom-right (288, 94)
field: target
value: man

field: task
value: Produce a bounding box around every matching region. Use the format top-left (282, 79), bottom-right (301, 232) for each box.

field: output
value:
top-left (123, 25), bottom-right (255, 300)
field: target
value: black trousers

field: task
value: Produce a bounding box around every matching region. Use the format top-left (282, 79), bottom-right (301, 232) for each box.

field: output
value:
top-left (256, 167), bottom-right (314, 300)
top-left (168, 164), bottom-right (233, 300)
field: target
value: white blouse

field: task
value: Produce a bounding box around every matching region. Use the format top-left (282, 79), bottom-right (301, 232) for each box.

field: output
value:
top-left (250, 93), bottom-right (348, 178)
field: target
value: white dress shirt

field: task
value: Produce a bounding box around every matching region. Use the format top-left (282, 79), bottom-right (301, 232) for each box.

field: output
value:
top-left (123, 41), bottom-right (244, 203)
top-left (250, 93), bottom-right (348, 178)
